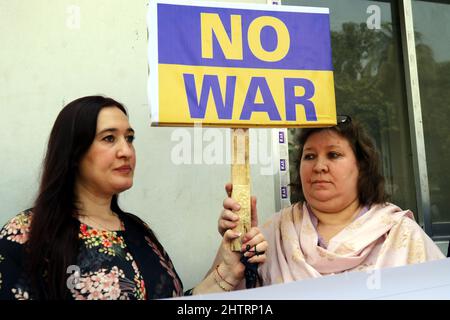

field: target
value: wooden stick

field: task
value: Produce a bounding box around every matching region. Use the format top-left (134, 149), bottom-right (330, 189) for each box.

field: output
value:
top-left (230, 128), bottom-right (251, 251)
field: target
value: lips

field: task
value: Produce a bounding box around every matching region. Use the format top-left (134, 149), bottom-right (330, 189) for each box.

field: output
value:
top-left (114, 165), bottom-right (132, 173)
top-left (312, 180), bottom-right (331, 184)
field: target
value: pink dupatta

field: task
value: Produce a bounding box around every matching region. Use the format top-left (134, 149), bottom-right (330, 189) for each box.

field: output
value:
top-left (258, 202), bottom-right (445, 285)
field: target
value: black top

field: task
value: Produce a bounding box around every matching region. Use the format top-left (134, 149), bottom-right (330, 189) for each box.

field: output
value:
top-left (0, 209), bottom-right (183, 300)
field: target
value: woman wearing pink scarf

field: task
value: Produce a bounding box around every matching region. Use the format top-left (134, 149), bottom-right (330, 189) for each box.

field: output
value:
top-left (219, 116), bottom-right (445, 285)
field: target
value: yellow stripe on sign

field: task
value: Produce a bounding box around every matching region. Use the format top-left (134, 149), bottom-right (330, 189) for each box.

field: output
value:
top-left (158, 64), bottom-right (336, 127)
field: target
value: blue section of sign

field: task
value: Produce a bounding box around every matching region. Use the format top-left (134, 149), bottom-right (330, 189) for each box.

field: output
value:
top-left (157, 3), bottom-right (332, 71)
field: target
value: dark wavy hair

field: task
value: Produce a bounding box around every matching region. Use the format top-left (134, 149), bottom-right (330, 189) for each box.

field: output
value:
top-left (27, 96), bottom-right (163, 299)
top-left (290, 117), bottom-right (389, 206)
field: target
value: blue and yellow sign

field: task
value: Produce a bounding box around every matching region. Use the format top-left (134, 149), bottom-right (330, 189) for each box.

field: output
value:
top-left (148, 0), bottom-right (336, 127)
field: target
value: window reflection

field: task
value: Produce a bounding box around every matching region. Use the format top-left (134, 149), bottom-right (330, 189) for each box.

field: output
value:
top-left (413, 1), bottom-right (450, 225)
top-left (285, 0), bottom-right (417, 215)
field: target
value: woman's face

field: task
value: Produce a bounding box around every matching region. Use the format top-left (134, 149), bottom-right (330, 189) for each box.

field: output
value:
top-left (76, 106), bottom-right (136, 198)
top-left (300, 130), bottom-right (359, 213)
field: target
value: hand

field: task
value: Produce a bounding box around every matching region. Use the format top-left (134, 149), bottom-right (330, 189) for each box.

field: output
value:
top-left (240, 226), bottom-right (267, 263)
top-left (218, 227), bottom-right (268, 286)
top-left (218, 183), bottom-right (258, 236)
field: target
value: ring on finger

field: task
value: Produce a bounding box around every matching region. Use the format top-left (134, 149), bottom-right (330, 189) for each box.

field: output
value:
top-left (245, 244), bottom-right (264, 256)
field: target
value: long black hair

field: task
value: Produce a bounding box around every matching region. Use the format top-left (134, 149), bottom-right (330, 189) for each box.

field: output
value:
top-left (27, 96), bottom-right (163, 299)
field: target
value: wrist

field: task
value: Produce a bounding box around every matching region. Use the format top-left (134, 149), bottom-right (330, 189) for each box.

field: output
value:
top-left (216, 263), bottom-right (242, 288)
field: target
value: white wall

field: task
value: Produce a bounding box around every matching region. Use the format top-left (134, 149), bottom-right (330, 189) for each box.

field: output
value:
top-left (0, 0), bottom-right (277, 290)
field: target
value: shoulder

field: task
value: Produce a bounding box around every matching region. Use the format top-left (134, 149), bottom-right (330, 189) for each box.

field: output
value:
top-left (0, 209), bottom-right (33, 245)
top-left (261, 203), bottom-right (301, 234)
top-left (120, 212), bottom-right (153, 239)
top-left (369, 202), bottom-right (416, 224)
top-left (370, 202), bottom-right (409, 214)
top-left (374, 203), bottom-right (430, 239)
top-left (377, 204), bottom-right (446, 261)
top-left (120, 212), bottom-right (150, 230)
top-left (120, 212), bottom-right (166, 252)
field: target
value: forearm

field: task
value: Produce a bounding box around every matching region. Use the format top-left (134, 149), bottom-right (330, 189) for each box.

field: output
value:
top-left (193, 263), bottom-right (242, 295)
top-left (203, 247), bottom-right (224, 279)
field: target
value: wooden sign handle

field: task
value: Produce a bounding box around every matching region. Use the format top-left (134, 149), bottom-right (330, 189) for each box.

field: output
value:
top-left (230, 128), bottom-right (251, 252)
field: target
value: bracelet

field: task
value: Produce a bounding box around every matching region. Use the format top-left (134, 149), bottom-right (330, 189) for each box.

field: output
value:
top-left (213, 265), bottom-right (234, 292)
top-left (215, 264), bottom-right (235, 287)
top-left (213, 271), bottom-right (232, 292)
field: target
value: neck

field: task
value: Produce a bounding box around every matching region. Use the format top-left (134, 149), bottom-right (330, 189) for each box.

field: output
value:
top-left (75, 182), bottom-right (114, 219)
top-left (309, 198), bottom-right (361, 228)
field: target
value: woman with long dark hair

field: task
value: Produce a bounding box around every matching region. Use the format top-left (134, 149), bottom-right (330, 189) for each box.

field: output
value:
top-left (0, 96), bottom-right (267, 299)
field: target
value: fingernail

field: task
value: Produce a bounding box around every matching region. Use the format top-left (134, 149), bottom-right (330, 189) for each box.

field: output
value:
top-left (235, 232), bottom-right (242, 237)
top-left (234, 205), bottom-right (241, 211)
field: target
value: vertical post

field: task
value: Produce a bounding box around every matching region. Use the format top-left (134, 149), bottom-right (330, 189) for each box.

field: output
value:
top-left (272, 128), bottom-right (291, 212)
top-left (231, 128), bottom-right (251, 251)
top-left (398, 0), bottom-right (432, 236)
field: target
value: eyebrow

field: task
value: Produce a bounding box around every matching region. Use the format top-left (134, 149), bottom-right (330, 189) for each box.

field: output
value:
top-left (97, 128), bottom-right (135, 136)
top-left (304, 144), bottom-right (342, 151)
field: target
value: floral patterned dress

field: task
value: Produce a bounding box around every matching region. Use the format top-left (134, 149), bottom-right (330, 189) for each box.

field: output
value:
top-left (0, 210), bottom-right (183, 300)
